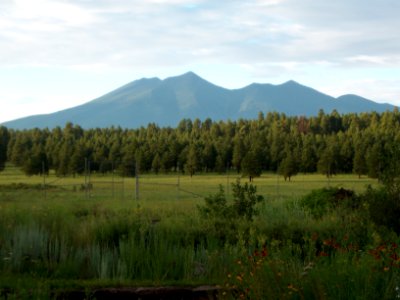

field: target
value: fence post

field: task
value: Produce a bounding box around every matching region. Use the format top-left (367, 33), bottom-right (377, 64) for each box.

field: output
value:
top-left (135, 160), bottom-right (139, 201)
top-left (88, 160), bottom-right (91, 198)
top-left (177, 167), bottom-right (180, 200)
top-left (112, 161), bottom-right (115, 199)
top-left (42, 161), bottom-right (46, 201)
top-left (84, 158), bottom-right (88, 199)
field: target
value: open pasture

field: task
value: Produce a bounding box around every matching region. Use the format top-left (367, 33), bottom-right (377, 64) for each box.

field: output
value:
top-left (0, 164), bottom-right (379, 203)
top-left (1, 167), bottom-right (399, 299)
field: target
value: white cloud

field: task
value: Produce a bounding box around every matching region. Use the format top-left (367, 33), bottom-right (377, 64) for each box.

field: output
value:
top-left (321, 78), bottom-right (400, 106)
top-left (13, 0), bottom-right (97, 27)
top-left (0, 0), bottom-right (400, 122)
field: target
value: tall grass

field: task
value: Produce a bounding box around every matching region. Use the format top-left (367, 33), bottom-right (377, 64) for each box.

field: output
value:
top-left (1, 169), bottom-right (399, 299)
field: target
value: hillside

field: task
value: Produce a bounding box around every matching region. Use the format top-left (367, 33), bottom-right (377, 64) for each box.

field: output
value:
top-left (2, 72), bottom-right (395, 129)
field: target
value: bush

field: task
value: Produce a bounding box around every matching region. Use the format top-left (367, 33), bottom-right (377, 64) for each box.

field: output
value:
top-left (299, 187), bottom-right (360, 218)
top-left (198, 180), bottom-right (264, 222)
top-left (363, 185), bottom-right (400, 235)
top-left (198, 180), bottom-right (264, 243)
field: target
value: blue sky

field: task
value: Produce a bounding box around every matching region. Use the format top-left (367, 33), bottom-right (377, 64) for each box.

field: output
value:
top-left (1, 0), bottom-right (400, 123)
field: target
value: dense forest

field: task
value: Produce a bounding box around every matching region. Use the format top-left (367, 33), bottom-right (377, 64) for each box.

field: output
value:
top-left (1, 109), bottom-right (400, 180)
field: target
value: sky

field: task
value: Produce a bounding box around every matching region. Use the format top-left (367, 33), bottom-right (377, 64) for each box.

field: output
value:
top-left (1, 0), bottom-right (400, 123)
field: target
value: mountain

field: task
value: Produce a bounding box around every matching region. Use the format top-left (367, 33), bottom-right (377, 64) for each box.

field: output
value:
top-left (2, 72), bottom-right (395, 129)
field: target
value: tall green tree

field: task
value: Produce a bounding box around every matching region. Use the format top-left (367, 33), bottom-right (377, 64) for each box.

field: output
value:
top-left (0, 126), bottom-right (9, 172)
top-left (22, 145), bottom-right (48, 176)
top-left (317, 136), bottom-right (339, 177)
top-left (300, 134), bottom-right (317, 173)
top-left (241, 150), bottom-right (262, 182)
top-left (279, 149), bottom-right (298, 181)
top-left (352, 137), bottom-right (367, 178)
top-left (232, 136), bottom-right (246, 173)
top-left (202, 142), bottom-right (217, 172)
top-left (151, 153), bottom-right (162, 174)
top-left (185, 144), bottom-right (199, 177)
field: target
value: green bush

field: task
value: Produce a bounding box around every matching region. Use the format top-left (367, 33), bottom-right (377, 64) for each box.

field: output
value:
top-left (199, 180), bottom-right (264, 222)
top-left (299, 187), bottom-right (360, 218)
top-left (363, 185), bottom-right (400, 235)
top-left (198, 180), bottom-right (264, 243)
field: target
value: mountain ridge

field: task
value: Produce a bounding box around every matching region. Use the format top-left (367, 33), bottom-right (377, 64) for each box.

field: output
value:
top-left (2, 72), bottom-right (395, 129)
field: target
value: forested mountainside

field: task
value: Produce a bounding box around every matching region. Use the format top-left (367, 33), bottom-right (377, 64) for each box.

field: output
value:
top-left (1, 72), bottom-right (394, 129)
top-left (1, 109), bottom-right (400, 180)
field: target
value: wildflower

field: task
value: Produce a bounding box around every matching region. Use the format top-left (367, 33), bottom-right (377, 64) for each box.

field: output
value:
top-left (288, 284), bottom-right (299, 292)
top-left (261, 246), bottom-right (268, 257)
top-left (323, 239), bottom-right (331, 246)
top-left (378, 245), bottom-right (387, 252)
top-left (390, 253), bottom-right (399, 262)
top-left (318, 251), bottom-right (329, 257)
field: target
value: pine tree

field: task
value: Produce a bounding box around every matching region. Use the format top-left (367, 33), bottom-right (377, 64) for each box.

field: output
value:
top-left (241, 150), bottom-right (262, 182)
top-left (185, 144), bottom-right (199, 177)
top-left (0, 126), bottom-right (9, 172)
top-left (279, 149), bottom-right (298, 181)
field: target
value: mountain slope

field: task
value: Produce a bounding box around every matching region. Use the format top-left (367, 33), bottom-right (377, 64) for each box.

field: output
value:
top-left (2, 72), bottom-right (395, 129)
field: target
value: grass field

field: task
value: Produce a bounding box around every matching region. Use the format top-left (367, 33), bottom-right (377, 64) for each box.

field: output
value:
top-left (0, 164), bottom-right (380, 201)
top-left (1, 166), bottom-right (399, 299)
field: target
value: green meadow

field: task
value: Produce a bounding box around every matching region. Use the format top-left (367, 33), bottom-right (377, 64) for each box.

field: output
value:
top-left (0, 167), bottom-right (399, 299)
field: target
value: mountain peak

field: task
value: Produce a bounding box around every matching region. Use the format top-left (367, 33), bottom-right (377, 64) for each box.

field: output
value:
top-left (169, 71), bottom-right (204, 81)
top-left (182, 71), bottom-right (198, 77)
top-left (282, 80), bottom-right (301, 86)
top-left (1, 72), bottom-right (394, 129)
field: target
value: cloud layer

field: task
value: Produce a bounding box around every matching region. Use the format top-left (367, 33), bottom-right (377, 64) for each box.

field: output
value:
top-left (1, 0), bottom-right (399, 122)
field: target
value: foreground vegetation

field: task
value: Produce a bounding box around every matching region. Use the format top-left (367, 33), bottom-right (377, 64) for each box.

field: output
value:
top-left (2, 110), bottom-right (400, 298)
top-left (0, 168), bottom-right (399, 299)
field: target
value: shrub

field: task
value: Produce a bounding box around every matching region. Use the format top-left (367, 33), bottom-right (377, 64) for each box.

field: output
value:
top-left (198, 180), bottom-right (264, 243)
top-left (198, 180), bottom-right (264, 222)
top-left (299, 187), bottom-right (360, 218)
top-left (363, 185), bottom-right (400, 235)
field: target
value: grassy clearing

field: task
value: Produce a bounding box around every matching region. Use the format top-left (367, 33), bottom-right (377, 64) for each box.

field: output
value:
top-left (1, 167), bottom-right (399, 299)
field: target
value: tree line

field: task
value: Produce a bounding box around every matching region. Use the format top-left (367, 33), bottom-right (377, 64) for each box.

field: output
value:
top-left (1, 109), bottom-right (400, 181)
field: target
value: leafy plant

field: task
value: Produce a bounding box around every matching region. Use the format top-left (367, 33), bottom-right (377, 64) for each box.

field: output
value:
top-left (198, 180), bottom-right (264, 244)
top-left (199, 180), bottom-right (264, 222)
top-left (231, 180), bottom-right (264, 221)
top-left (299, 187), bottom-right (360, 219)
top-left (363, 185), bottom-right (400, 235)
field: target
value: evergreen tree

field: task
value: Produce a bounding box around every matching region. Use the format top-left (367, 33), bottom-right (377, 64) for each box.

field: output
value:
top-left (366, 142), bottom-right (382, 179)
top-left (22, 145), bottom-right (48, 176)
top-left (185, 144), bottom-right (199, 177)
top-left (241, 150), bottom-right (262, 182)
top-left (0, 126), bottom-right (9, 172)
top-left (232, 136), bottom-right (246, 173)
top-left (279, 149), bottom-right (298, 181)
top-left (151, 153), bottom-right (162, 174)
top-left (300, 134), bottom-right (317, 173)
top-left (352, 138), bottom-right (367, 178)
top-left (317, 136), bottom-right (339, 178)
top-left (202, 142), bottom-right (217, 172)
